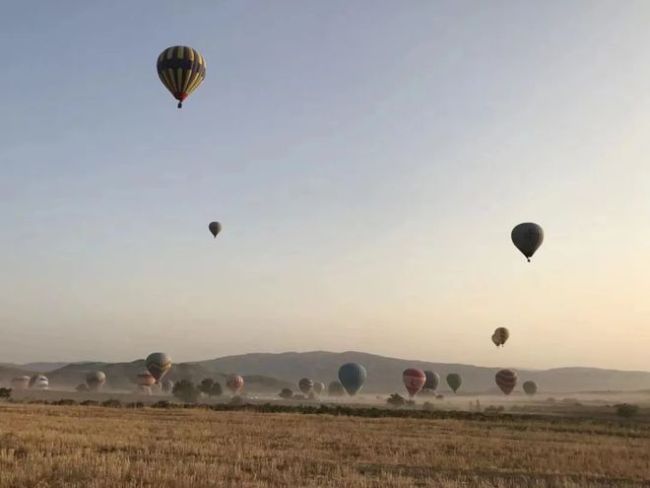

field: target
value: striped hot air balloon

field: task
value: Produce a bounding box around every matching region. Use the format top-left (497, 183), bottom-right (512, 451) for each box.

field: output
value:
top-left (403, 368), bottom-right (426, 397)
top-left (157, 46), bottom-right (206, 108)
top-left (298, 378), bottom-right (314, 395)
top-left (495, 369), bottom-right (517, 395)
top-left (145, 353), bottom-right (172, 383)
top-left (226, 374), bottom-right (244, 395)
top-left (492, 327), bottom-right (510, 347)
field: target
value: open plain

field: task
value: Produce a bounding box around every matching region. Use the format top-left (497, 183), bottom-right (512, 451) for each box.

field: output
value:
top-left (0, 402), bottom-right (649, 487)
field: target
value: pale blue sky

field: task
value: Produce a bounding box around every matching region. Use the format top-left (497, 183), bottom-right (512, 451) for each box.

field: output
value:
top-left (2, 1), bottom-right (650, 369)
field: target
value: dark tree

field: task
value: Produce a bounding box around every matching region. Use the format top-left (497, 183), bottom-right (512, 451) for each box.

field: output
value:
top-left (173, 380), bottom-right (200, 403)
top-left (279, 388), bottom-right (293, 399)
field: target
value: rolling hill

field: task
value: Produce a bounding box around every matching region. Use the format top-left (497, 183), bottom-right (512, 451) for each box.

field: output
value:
top-left (2, 351), bottom-right (649, 394)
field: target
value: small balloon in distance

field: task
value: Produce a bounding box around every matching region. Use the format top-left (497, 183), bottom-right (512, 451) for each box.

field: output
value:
top-left (209, 221), bottom-right (221, 238)
top-left (511, 222), bottom-right (544, 262)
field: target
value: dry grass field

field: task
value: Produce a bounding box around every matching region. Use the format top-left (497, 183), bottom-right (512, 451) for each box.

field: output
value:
top-left (0, 403), bottom-right (649, 487)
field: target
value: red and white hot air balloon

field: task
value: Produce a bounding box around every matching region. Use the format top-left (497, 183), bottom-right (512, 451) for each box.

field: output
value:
top-left (402, 368), bottom-right (426, 397)
top-left (226, 374), bottom-right (244, 395)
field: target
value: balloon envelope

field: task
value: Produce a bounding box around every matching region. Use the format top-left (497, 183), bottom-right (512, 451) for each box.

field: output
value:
top-left (29, 374), bottom-right (49, 390)
top-left (424, 370), bottom-right (440, 391)
top-left (511, 223), bottom-right (544, 262)
top-left (226, 374), bottom-right (244, 394)
top-left (86, 371), bottom-right (107, 390)
top-left (338, 363), bottom-right (367, 396)
top-left (403, 368), bottom-right (426, 397)
top-left (313, 381), bottom-right (325, 395)
top-left (523, 380), bottom-right (538, 396)
top-left (157, 46), bottom-right (206, 108)
top-left (145, 352), bottom-right (172, 382)
top-left (298, 378), bottom-right (314, 395)
top-left (446, 373), bottom-right (462, 393)
top-left (492, 327), bottom-right (510, 347)
top-left (496, 369), bottom-right (518, 395)
top-left (209, 221), bottom-right (221, 238)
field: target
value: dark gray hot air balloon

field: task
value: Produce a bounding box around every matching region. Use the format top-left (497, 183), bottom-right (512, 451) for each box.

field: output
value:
top-left (338, 363), bottom-right (367, 396)
top-left (209, 222), bottom-right (221, 238)
top-left (495, 369), bottom-right (517, 395)
top-left (492, 327), bottom-right (510, 347)
top-left (523, 380), bottom-right (537, 396)
top-left (511, 223), bottom-right (544, 262)
top-left (86, 371), bottom-right (107, 391)
top-left (446, 373), bottom-right (462, 393)
top-left (424, 370), bottom-right (440, 391)
top-left (298, 378), bottom-right (314, 395)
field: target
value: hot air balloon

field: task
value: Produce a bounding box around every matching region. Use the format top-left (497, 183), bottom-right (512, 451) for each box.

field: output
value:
top-left (338, 363), bottom-right (367, 396)
top-left (157, 46), bottom-right (206, 108)
top-left (328, 380), bottom-right (345, 396)
top-left (226, 374), bottom-right (244, 395)
top-left (298, 378), bottom-right (314, 395)
top-left (492, 327), bottom-right (510, 347)
top-left (145, 352), bottom-right (172, 383)
top-left (86, 371), bottom-right (107, 391)
top-left (209, 221), bottom-right (221, 238)
top-left (495, 369), bottom-right (517, 395)
top-left (523, 380), bottom-right (537, 396)
top-left (511, 223), bottom-right (544, 262)
top-left (403, 368), bottom-right (426, 397)
top-left (29, 374), bottom-right (49, 390)
top-left (11, 376), bottom-right (30, 390)
top-left (313, 381), bottom-right (325, 395)
top-left (424, 370), bottom-right (440, 391)
top-left (446, 373), bottom-right (462, 393)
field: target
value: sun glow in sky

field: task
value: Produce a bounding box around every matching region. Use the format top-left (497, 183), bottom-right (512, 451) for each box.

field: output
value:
top-left (1, 1), bottom-right (650, 369)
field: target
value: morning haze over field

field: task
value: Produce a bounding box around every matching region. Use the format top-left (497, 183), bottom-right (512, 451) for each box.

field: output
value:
top-left (2, 2), bottom-right (650, 372)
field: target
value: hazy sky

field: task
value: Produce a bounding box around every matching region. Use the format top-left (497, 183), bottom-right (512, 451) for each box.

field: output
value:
top-left (1, 1), bottom-right (650, 369)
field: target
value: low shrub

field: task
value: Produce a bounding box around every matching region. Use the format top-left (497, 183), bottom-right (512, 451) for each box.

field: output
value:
top-left (101, 399), bottom-right (122, 408)
top-left (615, 403), bottom-right (639, 418)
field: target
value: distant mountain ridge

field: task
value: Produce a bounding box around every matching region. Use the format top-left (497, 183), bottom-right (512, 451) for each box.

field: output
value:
top-left (1, 351), bottom-right (649, 394)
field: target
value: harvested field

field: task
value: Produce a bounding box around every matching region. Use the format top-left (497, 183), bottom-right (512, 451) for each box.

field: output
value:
top-left (0, 403), bottom-right (649, 487)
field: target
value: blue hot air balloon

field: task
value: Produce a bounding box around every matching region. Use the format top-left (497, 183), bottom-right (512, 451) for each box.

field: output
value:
top-left (338, 363), bottom-right (367, 396)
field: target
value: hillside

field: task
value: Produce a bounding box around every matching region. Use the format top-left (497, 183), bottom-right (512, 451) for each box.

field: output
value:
top-left (2, 351), bottom-right (650, 394)
top-left (197, 351), bottom-right (650, 394)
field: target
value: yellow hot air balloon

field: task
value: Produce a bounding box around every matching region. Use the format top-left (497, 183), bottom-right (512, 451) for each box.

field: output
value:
top-left (157, 46), bottom-right (206, 108)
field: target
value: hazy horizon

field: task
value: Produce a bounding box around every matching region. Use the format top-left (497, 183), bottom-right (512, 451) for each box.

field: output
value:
top-left (2, 2), bottom-right (650, 370)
